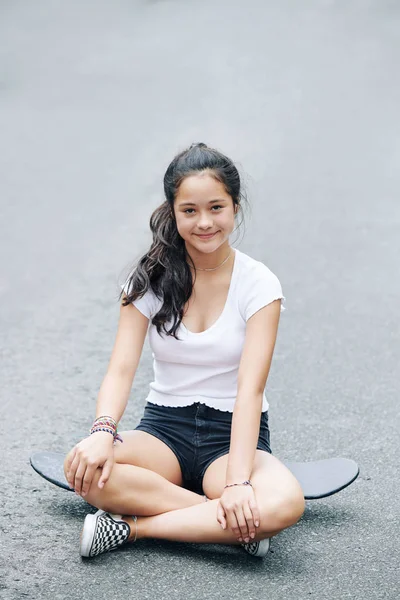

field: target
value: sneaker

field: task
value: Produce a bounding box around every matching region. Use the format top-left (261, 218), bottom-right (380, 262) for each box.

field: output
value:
top-left (80, 509), bottom-right (132, 558)
top-left (242, 537), bottom-right (271, 558)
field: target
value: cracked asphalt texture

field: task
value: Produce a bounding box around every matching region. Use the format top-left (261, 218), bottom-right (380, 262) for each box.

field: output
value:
top-left (1, 1), bottom-right (399, 599)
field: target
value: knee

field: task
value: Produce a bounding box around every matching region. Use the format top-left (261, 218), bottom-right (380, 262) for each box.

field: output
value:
top-left (260, 489), bottom-right (305, 534)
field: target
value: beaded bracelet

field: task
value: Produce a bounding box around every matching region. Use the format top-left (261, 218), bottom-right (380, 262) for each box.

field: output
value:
top-left (90, 416), bottom-right (123, 443)
top-left (224, 480), bottom-right (252, 489)
top-left (93, 415), bottom-right (117, 428)
top-left (90, 426), bottom-right (123, 443)
top-left (92, 415), bottom-right (117, 429)
top-left (90, 426), bottom-right (115, 436)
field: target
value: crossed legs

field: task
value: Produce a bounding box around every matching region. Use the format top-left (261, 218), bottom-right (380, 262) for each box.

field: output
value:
top-left (64, 430), bottom-right (305, 545)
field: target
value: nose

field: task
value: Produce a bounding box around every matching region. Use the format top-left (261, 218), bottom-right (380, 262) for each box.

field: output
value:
top-left (197, 212), bottom-right (213, 230)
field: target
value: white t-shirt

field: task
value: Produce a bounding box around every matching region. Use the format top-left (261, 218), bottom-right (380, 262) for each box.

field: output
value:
top-left (126, 248), bottom-right (285, 412)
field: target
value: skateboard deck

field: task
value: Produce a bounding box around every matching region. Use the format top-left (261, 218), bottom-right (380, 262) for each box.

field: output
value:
top-left (30, 451), bottom-right (359, 500)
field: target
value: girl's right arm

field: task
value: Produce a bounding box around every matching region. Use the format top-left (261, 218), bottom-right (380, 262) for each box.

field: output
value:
top-left (65, 297), bottom-right (149, 496)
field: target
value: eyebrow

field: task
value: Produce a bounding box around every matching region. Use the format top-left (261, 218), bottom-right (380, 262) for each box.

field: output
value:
top-left (178, 199), bottom-right (227, 207)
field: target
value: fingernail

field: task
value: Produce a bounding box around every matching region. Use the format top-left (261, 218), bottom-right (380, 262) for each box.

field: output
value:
top-left (250, 533), bottom-right (255, 539)
top-left (244, 537), bottom-right (250, 543)
top-left (238, 537), bottom-right (243, 542)
top-left (255, 521), bottom-right (259, 527)
top-left (81, 492), bottom-right (86, 497)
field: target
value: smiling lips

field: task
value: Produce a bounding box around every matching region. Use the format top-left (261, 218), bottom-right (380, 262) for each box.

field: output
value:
top-left (196, 232), bottom-right (219, 239)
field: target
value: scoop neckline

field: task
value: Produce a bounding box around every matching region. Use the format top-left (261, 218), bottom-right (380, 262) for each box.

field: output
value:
top-left (181, 248), bottom-right (238, 336)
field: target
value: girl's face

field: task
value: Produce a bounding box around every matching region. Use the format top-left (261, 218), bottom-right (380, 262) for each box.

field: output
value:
top-left (173, 172), bottom-right (237, 255)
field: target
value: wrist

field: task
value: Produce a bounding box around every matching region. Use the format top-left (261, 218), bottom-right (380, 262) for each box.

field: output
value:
top-left (90, 415), bottom-right (123, 443)
top-left (224, 480), bottom-right (253, 489)
top-left (225, 472), bottom-right (251, 486)
top-left (90, 429), bottom-right (115, 443)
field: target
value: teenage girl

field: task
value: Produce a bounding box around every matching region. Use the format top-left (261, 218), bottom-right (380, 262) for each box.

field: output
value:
top-left (64, 143), bottom-right (305, 559)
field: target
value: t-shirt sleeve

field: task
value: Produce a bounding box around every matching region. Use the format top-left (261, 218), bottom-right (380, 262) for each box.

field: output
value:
top-left (131, 291), bottom-right (156, 319)
top-left (121, 278), bottom-right (160, 320)
top-left (242, 264), bottom-right (286, 321)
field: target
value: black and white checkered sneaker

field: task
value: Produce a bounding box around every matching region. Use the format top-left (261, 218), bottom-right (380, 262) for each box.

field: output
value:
top-left (242, 537), bottom-right (271, 558)
top-left (80, 509), bottom-right (132, 558)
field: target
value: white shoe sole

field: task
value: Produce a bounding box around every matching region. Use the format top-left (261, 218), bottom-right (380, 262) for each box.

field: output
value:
top-left (80, 510), bottom-right (104, 557)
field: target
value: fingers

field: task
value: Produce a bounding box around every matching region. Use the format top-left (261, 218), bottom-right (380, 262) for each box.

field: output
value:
top-left (219, 502), bottom-right (245, 542)
top-left (65, 446), bottom-right (76, 488)
top-left (65, 446), bottom-right (76, 483)
top-left (220, 497), bottom-right (260, 542)
top-left (66, 451), bottom-right (80, 490)
top-left (73, 461), bottom-right (87, 496)
top-left (216, 502), bottom-right (227, 530)
top-left (81, 462), bottom-right (97, 497)
top-left (98, 458), bottom-right (113, 489)
top-left (249, 497), bottom-right (260, 529)
top-left (65, 437), bottom-right (115, 495)
top-left (226, 507), bottom-right (244, 542)
top-left (243, 503), bottom-right (256, 540)
top-left (235, 507), bottom-right (250, 543)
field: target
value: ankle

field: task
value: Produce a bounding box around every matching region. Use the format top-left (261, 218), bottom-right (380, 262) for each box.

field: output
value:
top-left (123, 516), bottom-right (138, 542)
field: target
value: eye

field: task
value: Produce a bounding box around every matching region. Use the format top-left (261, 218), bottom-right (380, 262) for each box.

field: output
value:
top-left (183, 205), bottom-right (223, 215)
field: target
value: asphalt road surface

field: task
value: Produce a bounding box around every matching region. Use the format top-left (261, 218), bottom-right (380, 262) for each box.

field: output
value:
top-left (1, 1), bottom-right (399, 599)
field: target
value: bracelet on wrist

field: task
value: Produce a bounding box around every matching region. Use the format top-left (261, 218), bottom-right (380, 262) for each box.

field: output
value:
top-left (90, 416), bottom-right (123, 443)
top-left (224, 480), bottom-right (252, 489)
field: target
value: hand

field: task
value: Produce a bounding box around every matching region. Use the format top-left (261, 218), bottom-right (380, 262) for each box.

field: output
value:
top-left (216, 484), bottom-right (260, 543)
top-left (65, 432), bottom-right (115, 497)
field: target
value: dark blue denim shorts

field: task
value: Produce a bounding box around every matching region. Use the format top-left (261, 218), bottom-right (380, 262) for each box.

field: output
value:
top-left (135, 402), bottom-right (272, 495)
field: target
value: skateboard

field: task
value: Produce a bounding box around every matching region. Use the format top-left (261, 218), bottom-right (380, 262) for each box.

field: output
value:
top-left (30, 451), bottom-right (359, 500)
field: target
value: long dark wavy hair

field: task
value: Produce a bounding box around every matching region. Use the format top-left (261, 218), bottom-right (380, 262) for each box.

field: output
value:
top-left (121, 143), bottom-right (247, 339)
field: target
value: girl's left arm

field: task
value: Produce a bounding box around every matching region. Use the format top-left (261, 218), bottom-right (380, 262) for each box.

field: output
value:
top-left (217, 299), bottom-right (282, 541)
top-left (227, 298), bottom-right (281, 483)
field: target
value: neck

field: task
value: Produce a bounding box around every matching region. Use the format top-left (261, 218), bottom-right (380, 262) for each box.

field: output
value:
top-left (186, 244), bottom-right (233, 272)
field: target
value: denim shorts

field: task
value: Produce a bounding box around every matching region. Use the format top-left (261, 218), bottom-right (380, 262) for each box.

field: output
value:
top-left (135, 402), bottom-right (272, 495)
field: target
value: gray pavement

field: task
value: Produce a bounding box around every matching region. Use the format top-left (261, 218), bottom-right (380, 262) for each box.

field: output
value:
top-left (1, 1), bottom-right (399, 599)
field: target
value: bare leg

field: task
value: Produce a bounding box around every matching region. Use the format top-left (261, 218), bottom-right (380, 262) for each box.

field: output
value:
top-left (123, 451), bottom-right (304, 544)
top-left (83, 463), bottom-right (205, 516)
top-left (65, 431), bottom-right (205, 516)
top-left (125, 500), bottom-right (284, 544)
